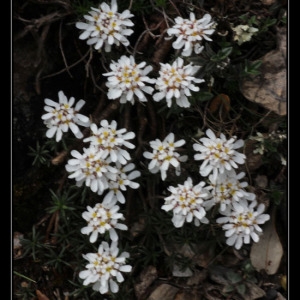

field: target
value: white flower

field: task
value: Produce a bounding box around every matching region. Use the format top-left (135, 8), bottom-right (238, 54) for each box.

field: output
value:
top-left (79, 241), bottom-right (132, 294)
top-left (231, 24), bottom-right (258, 45)
top-left (84, 119), bottom-right (136, 165)
top-left (162, 177), bottom-right (211, 228)
top-left (143, 133), bottom-right (188, 181)
top-left (75, 0), bottom-right (134, 52)
top-left (103, 162), bottom-right (141, 204)
top-left (81, 200), bottom-right (128, 242)
top-left (65, 145), bottom-right (118, 195)
top-left (167, 13), bottom-right (216, 56)
top-left (193, 128), bottom-right (246, 181)
top-left (103, 55), bottom-right (155, 104)
top-left (41, 90), bottom-right (90, 142)
top-left (216, 199), bottom-right (270, 250)
top-left (153, 57), bottom-right (204, 108)
top-left (205, 170), bottom-right (256, 212)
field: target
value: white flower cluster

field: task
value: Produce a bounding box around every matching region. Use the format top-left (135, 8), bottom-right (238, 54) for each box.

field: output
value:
top-left (83, 119), bottom-right (136, 165)
top-left (205, 170), bottom-right (256, 212)
top-left (216, 199), bottom-right (270, 250)
top-left (75, 0), bottom-right (134, 52)
top-left (103, 55), bottom-right (155, 104)
top-left (161, 177), bottom-right (211, 228)
top-left (153, 57), bottom-right (204, 108)
top-left (79, 241), bottom-right (132, 294)
top-left (231, 24), bottom-right (258, 45)
top-left (143, 133), bottom-right (188, 181)
top-left (193, 128), bottom-right (246, 181)
top-left (101, 55), bottom-right (203, 107)
top-left (63, 119), bottom-right (138, 293)
top-left (155, 129), bottom-right (270, 250)
top-left (102, 162), bottom-right (141, 204)
top-left (167, 12), bottom-right (216, 56)
top-left (65, 145), bottom-right (118, 195)
top-left (65, 119), bottom-right (140, 196)
top-left (81, 200), bottom-right (128, 242)
top-left (190, 128), bottom-right (270, 249)
top-left (75, 5), bottom-right (216, 108)
top-left (41, 90), bottom-right (90, 142)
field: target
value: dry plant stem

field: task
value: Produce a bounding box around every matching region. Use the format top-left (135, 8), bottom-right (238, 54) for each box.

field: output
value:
top-left (59, 20), bottom-right (73, 78)
top-left (168, 0), bottom-right (182, 16)
top-left (96, 100), bottom-right (121, 123)
top-left (134, 103), bottom-right (148, 159)
top-left (41, 48), bottom-right (91, 79)
top-left (15, 11), bottom-right (71, 40)
top-left (91, 88), bottom-right (109, 123)
top-left (45, 211), bottom-right (59, 244)
top-left (193, 103), bottom-right (209, 131)
top-left (34, 24), bottom-right (50, 94)
top-left (149, 0), bottom-right (174, 24)
top-left (138, 186), bottom-right (149, 212)
top-left (152, 37), bottom-right (173, 68)
top-left (128, 0), bottom-right (133, 10)
top-left (249, 110), bottom-right (272, 137)
top-left (85, 48), bottom-right (94, 78)
top-left (88, 66), bottom-right (106, 93)
top-left (147, 178), bottom-right (157, 210)
top-left (124, 188), bottom-right (136, 225)
top-left (122, 103), bottom-right (131, 131)
top-left (133, 16), bottom-right (164, 56)
top-left (145, 100), bottom-right (158, 140)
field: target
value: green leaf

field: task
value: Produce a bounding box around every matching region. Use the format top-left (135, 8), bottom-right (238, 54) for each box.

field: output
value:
top-left (236, 283), bottom-right (246, 295)
top-left (196, 91), bottom-right (214, 102)
top-left (226, 270), bottom-right (243, 284)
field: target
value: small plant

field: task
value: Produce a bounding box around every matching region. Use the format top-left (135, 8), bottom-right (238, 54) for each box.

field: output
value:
top-left (14, 0), bottom-right (287, 298)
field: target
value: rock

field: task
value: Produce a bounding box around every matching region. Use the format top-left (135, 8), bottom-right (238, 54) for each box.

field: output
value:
top-left (240, 26), bottom-right (286, 116)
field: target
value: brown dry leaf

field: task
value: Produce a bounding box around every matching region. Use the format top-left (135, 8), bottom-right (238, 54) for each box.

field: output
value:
top-left (276, 291), bottom-right (287, 300)
top-left (208, 93), bottom-right (230, 114)
top-left (244, 281), bottom-right (266, 300)
top-left (250, 209), bottom-right (283, 275)
top-left (36, 290), bottom-right (50, 300)
top-left (146, 284), bottom-right (179, 300)
top-left (134, 265), bottom-right (158, 300)
top-left (186, 269), bottom-right (208, 286)
top-left (174, 288), bottom-right (203, 300)
top-left (240, 26), bottom-right (286, 116)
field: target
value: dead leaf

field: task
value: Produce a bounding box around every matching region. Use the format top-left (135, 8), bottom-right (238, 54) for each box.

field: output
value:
top-left (172, 264), bottom-right (193, 277)
top-left (208, 93), bottom-right (231, 114)
top-left (240, 26), bottom-right (286, 116)
top-left (147, 284), bottom-right (179, 300)
top-left (134, 265), bottom-right (158, 300)
top-left (276, 291), bottom-right (287, 300)
top-left (186, 269), bottom-right (208, 286)
top-left (174, 288), bottom-right (203, 300)
top-left (250, 208), bottom-right (283, 275)
top-left (244, 281), bottom-right (266, 300)
top-left (36, 290), bottom-right (50, 300)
